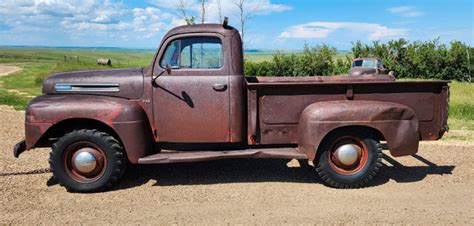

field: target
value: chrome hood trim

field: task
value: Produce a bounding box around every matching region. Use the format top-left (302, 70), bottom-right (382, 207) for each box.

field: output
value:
top-left (55, 83), bottom-right (120, 93)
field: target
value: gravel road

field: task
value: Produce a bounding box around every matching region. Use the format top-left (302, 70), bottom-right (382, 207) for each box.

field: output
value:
top-left (0, 65), bottom-right (21, 77)
top-left (1, 105), bottom-right (473, 224)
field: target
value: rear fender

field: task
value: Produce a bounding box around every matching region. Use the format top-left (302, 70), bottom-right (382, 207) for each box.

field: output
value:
top-left (25, 95), bottom-right (153, 163)
top-left (298, 100), bottom-right (419, 160)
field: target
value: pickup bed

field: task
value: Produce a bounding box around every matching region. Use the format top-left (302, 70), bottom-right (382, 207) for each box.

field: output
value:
top-left (14, 23), bottom-right (449, 192)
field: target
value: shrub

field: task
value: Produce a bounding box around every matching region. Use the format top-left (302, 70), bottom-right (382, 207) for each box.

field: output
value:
top-left (351, 39), bottom-right (472, 82)
top-left (245, 39), bottom-right (473, 82)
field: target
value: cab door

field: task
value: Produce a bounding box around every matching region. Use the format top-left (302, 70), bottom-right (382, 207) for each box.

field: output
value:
top-left (152, 36), bottom-right (230, 143)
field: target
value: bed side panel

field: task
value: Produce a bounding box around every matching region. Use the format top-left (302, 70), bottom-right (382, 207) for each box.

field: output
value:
top-left (248, 81), bottom-right (448, 145)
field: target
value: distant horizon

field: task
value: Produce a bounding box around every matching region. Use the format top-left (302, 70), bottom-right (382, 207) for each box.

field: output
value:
top-left (1, 40), bottom-right (470, 54)
top-left (0, 45), bottom-right (353, 53)
top-left (0, 45), bottom-right (157, 51)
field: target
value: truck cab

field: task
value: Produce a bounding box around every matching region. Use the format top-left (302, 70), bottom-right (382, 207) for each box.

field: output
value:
top-left (14, 23), bottom-right (449, 192)
top-left (349, 58), bottom-right (394, 77)
top-left (150, 24), bottom-right (245, 144)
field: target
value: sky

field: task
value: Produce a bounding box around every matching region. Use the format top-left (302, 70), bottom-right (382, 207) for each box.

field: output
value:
top-left (0, 0), bottom-right (472, 50)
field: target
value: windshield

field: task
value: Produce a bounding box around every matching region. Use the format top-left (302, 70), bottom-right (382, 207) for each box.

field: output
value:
top-left (353, 59), bottom-right (378, 67)
top-left (362, 59), bottom-right (377, 67)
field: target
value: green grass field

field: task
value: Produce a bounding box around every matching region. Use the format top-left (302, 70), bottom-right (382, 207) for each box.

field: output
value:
top-left (0, 47), bottom-right (154, 104)
top-left (448, 82), bottom-right (474, 131)
top-left (243, 51), bottom-right (351, 63)
top-left (244, 51), bottom-right (276, 62)
top-left (1, 47), bottom-right (472, 134)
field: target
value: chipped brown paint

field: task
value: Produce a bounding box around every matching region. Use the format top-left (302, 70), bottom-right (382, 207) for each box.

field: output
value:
top-left (14, 24), bottom-right (449, 166)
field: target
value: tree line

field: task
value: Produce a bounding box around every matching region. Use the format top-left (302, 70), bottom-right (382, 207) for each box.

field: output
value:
top-left (176, 0), bottom-right (253, 49)
top-left (244, 39), bottom-right (473, 82)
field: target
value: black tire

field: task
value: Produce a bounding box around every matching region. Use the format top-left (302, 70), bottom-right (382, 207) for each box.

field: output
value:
top-left (315, 130), bottom-right (383, 188)
top-left (49, 129), bottom-right (126, 192)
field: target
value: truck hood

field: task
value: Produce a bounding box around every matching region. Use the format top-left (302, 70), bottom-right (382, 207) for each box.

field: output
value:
top-left (42, 68), bottom-right (144, 99)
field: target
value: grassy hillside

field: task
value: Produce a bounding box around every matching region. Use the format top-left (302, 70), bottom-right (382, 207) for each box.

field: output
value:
top-left (0, 47), bottom-right (154, 97)
top-left (0, 47), bottom-right (472, 133)
top-left (244, 51), bottom-right (277, 62)
top-left (244, 51), bottom-right (350, 63)
top-left (448, 82), bottom-right (474, 131)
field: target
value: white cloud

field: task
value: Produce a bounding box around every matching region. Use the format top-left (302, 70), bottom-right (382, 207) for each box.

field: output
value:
top-left (0, 0), bottom-right (181, 46)
top-left (280, 22), bottom-right (408, 41)
top-left (388, 6), bottom-right (425, 17)
top-left (150, 0), bottom-right (292, 23)
top-left (0, 0), bottom-right (290, 47)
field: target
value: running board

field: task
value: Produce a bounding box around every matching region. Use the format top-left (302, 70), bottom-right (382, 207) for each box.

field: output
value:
top-left (138, 148), bottom-right (308, 164)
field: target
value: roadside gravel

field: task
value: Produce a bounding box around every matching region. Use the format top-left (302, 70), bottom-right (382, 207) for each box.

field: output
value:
top-left (1, 105), bottom-right (473, 224)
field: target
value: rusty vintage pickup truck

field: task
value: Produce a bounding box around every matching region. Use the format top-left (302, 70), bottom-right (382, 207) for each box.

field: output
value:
top-left (13, 23), bottom-right (449, 192)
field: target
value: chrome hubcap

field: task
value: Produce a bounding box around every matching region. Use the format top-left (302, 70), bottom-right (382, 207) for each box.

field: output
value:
top-left (72, 148), bottom-right (97, 174)
top-left (334, 144), bottom-right (361, 166)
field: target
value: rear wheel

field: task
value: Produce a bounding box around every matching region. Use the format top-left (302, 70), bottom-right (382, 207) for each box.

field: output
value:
top-left (315, 130), bottom-right (382, 188)
top-left (49, 129), bottom-right (126, 192)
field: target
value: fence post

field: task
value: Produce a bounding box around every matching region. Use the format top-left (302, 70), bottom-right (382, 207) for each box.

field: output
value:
top-left (467, 48), bottom-right (471, 82)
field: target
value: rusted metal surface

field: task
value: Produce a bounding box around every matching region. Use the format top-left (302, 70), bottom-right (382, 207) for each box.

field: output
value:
top-left (16, 23), bottom-right (449, 167)
top-left (43, 68), bottom-right (144, 99)
top-left (24, 95), bottom-right (153, 163)
top-left (247, 79), bottom-right (448, 156)
top-left (229, 75), bottom-right (245, 142)
top-left (153, 75), bottom-right (231, 142)
top-left (149, 24), bottom-right (244, 143)
top-left (348, 58), bottom-right (391, 76)
top-left (251, 74), bottom-right (395, 83)
top-left (138, 148), bottom-right (307, 164)
top-left (298, 100), bottom-right (419, 159)
top-left (247, 89), bottom-right (258, 145)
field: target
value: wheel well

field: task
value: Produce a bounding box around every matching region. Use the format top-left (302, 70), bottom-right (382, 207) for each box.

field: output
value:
top-left (36, 118), bottom-right (123, 147)
top-left (315, 125), bottom-right (385, 160)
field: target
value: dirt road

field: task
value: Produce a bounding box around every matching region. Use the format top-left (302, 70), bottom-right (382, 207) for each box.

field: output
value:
top-left (0, 65), bottom-right (21, 77)
top-left (1, 105), bottom-right (473, 224)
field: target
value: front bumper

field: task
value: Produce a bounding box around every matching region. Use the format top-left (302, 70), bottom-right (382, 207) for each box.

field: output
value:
top-left (13, 140), bottom-right (26, 158)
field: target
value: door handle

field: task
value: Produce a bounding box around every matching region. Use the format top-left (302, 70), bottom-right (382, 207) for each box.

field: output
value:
top-left (212, 83), bottom-right (227, 91)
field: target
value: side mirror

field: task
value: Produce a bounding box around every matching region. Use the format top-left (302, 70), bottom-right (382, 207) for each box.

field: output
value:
top-left (152, 64), bottom-right (171, 85)
top-left (165, 64), bottom-right (172, 74)
top-left (388, 70), bottom-right (397, 80)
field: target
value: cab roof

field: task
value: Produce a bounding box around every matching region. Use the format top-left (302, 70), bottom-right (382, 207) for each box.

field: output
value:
top-left (163, 24), bottom-right (239, 41)
top-left (353, 58), bottom-right (381, 61)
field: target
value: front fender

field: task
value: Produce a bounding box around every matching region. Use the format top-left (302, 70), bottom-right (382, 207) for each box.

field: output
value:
top-left (25, 95), bottom-right (153, 163)
top-left (298, 100), bottom-right (419, 160)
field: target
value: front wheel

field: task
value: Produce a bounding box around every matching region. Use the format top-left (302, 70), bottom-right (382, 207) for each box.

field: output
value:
top-left (315, 130), bottom-right (383, 188)
top-left (49, 129), bottom-right (126, 192)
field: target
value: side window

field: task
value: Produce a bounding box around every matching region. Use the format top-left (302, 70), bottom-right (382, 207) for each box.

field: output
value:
top-left (160, 40), bottom-right (180, 68)
top-left (353, 60), bottom-right (363, 67)
top-left (160, 37), bottom-right (223, 70)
